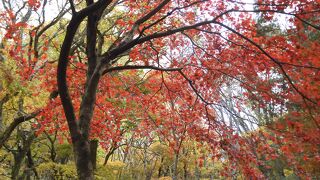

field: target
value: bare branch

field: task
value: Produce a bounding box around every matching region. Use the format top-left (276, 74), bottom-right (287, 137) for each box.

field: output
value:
top-left (103, 65), bottom-right (183, 74)
top-left (69, 0), bottom-right (77, 14)
top-left (135, 0), bottom-right (170, 26)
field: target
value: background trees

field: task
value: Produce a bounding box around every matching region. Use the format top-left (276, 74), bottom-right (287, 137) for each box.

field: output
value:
top-left (0, 0), bottom-right (319, 179)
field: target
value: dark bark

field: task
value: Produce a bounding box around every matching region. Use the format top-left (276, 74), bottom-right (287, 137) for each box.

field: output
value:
top-left (75, 64), bottom-right (103, 178)
top-left (57, 1), bottom-right (112, 179)
top-left (86, 0), bottom-right (100, 78)
top-left (24, 149), bottom-right (39, 180)
top-left (11, 132), bottom-right (35, 179)
top-left (49, 141), bottom-right (56, 162)
top-left (103, 144), bottom-right (118, 166)
top-left (44, 130), bottom-right (57, 162)
top-left (90, 139), bottom-right (98, 170)
top-left (12, 151), bottom-right (24, 179)
top-left (73, 139), bottom-right (94, 179)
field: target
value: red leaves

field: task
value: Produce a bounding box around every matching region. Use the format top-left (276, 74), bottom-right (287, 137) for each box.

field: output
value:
top-left (1, 11), bottom-right (27, 40)
top-left (27, 0), bottom-right (41, 9)
top-left (1, 0), bottom-right (318, 178)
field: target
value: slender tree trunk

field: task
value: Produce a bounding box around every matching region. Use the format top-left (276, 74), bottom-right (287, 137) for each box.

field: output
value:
top-left (12, 133), bottom-right (35, 179)
top-left (194, 164), bottom-right (200, 180)
top-left (158, 157), bottom-right (164, 178)
top-left (172, 152), bottom-right (179, 180)
top-left (103, 151), bottom-right (113, 165)
top-left (103, 145), bottom-right (117, 166)
top-left (12, 151), bottom-right (24, 179)
top-left (23, 149), bottom-right (39, 180)
top-left (50, 144), bottom-right (56, 162)
top-left (143, 146), bottom-right (148, 179)
top-left (44, 131), bottom-right (57, 162)
top-left (183, 162), bottom-right (188, 180)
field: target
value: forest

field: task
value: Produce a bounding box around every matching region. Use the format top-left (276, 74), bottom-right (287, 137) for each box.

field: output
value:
top-left (0, 0), bottom-right (319, 179)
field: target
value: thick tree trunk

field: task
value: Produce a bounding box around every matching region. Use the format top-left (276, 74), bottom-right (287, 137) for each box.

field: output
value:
top-left (74, 71), bottom-right (101, 179)
top-left (90, 139), bottom-right (98, 170)
top-left (74, 138), bottom-right (94, 180)
top-left (55, 1), bottom-right (114, 179)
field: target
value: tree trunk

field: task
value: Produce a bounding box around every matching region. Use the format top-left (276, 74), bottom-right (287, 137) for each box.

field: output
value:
top-left (12, 151), bottom-right (24, 179)
top-left (12, 132), bottom-right (35, 179)
top-left (194, 164), bottom-right (200, 180)
top-left (90, 139), bottom-right (98, 170)
top-left (172, 152), bottom-right (179, 180)
top-left (19, 149), bottom-right (39, 180)
top-left (26, 149), bottom-right (39, 179)
top-left (158, 157), bottom-right (164, 178)
top-left (103, 144), bottom-right (118, 166)
top-left (183, 162), bottom-right (188, 180)
top-left (55, 1), bottom-right (114, 179)
top-left (74, 138), bottom-right (94, 180)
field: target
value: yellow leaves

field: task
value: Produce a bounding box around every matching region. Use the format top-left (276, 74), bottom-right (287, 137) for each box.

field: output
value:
top-left (56, 143), bottom-right (73, 160)
top-left (107, 160), bottom-right (125, 169)
top-left (0, 60), bottom-right (16, 96)
top-left (37, 162), bottom-right (77, 179)
top-left (159, 177), bottom-right (173, 180)
top-left (150, 141), bottom-right (169, 155)
top-left (95, 161), bottom-right (126, 179)
top-left (284, 169), bottom-right (294, 177)
top-left (0, 59), bottom-right (48, 132)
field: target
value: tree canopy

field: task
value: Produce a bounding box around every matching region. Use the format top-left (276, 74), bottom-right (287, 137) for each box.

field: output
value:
top-left (0, 0), bottom-right (319, 179)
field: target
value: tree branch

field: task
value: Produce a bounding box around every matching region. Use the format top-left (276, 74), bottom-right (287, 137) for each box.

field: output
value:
top-left (57, 0), bottom-right (112, 142)
top-left (103, 65), bottom-right (183, 74)
top-left (215, 22), bottom-right (318, 105)
top-left (0, 111), bottom-right (40, 149)
top-left (69, 0), bottom-right (77, 14)
top-left (135, 0), bottom-right (170, 26)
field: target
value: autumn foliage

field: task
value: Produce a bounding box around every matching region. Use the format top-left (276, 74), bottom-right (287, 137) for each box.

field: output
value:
top-left (0, 0), bottom-right (319, 179)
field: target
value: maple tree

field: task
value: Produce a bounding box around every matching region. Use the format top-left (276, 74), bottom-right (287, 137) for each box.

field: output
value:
top-left (0, 0), bottom-right (319, 179)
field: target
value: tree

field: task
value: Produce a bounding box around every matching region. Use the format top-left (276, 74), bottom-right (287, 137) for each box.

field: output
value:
top-left (1, 0), bottom-right (319, 179)
top-left (57, 0), bottom-right (319, 178)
